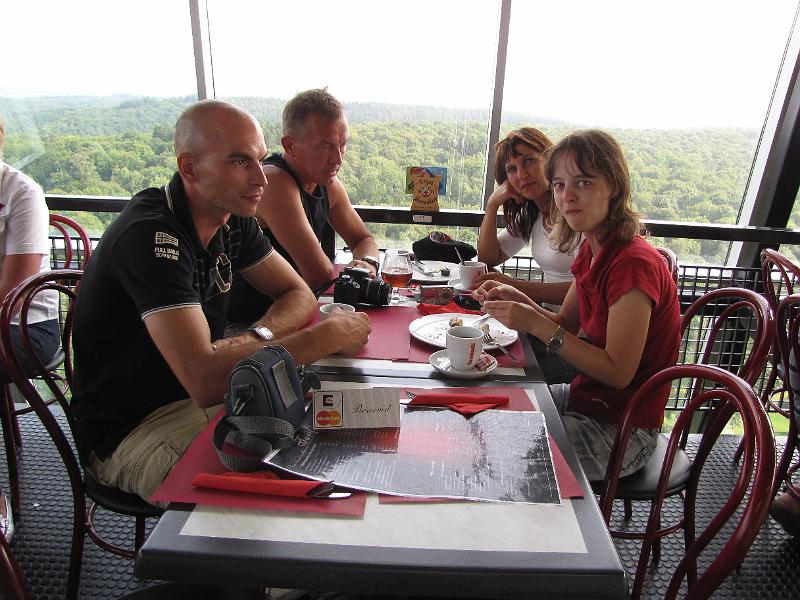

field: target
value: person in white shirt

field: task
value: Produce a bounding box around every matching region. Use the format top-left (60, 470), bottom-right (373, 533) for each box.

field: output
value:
top-left (476, 127), bottom-right (579, 310)
top-left (475, 127), bottom-right (580, 383)
top-left (0, 115), bottom-right (60, 377)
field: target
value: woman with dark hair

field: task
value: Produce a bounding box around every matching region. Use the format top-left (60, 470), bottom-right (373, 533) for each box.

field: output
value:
top-left (475, 129), bottom-right (680, 481)
top-left (476, 127), bottom-right (578, 310)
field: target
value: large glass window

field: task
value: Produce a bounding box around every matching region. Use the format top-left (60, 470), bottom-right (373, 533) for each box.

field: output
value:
top-left (0, 0), bottom-right (196, 235)
top-left (208, 0), bottom-right (501, 247)
top-left (501, 0), bottom-right (798, 265)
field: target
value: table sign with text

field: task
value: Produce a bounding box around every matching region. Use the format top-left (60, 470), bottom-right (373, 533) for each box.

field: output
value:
top-left (312, 388), bottom-right (401, 429)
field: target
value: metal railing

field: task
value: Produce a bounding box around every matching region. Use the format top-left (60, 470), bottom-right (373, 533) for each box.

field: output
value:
top-left (48, 196), bottom-right (800, 420)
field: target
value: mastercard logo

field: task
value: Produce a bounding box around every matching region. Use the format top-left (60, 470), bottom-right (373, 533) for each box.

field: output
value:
top-left (316, 410), bottom-right (342, 427)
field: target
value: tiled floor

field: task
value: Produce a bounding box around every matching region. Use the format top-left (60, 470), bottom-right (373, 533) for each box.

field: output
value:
top-left (2, 409), bottom-right (799, 600)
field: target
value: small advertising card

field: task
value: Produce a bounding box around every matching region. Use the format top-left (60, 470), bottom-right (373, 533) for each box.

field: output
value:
top-left (313, 388), bottom-right (401, 430)
top-left (405, 166), bottom-right (448, 196)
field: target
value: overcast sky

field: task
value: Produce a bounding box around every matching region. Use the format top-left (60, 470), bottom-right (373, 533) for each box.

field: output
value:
top-left (2, 0), bottom-right (797, 129)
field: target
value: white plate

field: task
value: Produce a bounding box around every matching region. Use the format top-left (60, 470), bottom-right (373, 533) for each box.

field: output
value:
top-left (429, 349), bottom-right (497, 379)
top-left (409, 313), bottom-right (518, 350)
top-left (411, 261), bottom-right (460, 284)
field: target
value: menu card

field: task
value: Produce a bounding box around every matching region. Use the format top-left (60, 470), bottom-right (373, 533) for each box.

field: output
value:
top-left (267, 403), bottom-right (561, 505)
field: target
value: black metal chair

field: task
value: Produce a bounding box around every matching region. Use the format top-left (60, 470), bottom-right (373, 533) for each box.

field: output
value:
top-left (598, 364), bottom-right (775, 599)
top-left (591, 286), bottom-right (773, 595)
top-left (0, 214), bottom-right (92, 520)
top-left (772, 293), bottom-right (800, 501)
top-left (0, 270), bottom-right (165, 600)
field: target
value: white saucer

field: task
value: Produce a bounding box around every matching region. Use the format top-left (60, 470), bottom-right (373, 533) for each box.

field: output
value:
top-left (429, 349), bottom-right (497, 379)
top-left (448, 278), bottom-right (471, 292)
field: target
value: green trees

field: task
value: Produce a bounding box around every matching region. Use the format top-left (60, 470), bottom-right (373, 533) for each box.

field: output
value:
top-left (1, 95), bottom-right (768, 263)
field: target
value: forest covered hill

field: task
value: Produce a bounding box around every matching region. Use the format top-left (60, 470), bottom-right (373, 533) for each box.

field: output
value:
top-left (0, 95), bottom-right (768, 263)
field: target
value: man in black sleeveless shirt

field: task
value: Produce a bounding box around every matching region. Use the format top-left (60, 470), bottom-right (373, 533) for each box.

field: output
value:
top-left (228, 89), bottom-right (379, 326)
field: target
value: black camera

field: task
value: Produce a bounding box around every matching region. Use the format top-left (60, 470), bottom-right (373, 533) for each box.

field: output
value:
top-left (333, 267), bottom-right (391, 307)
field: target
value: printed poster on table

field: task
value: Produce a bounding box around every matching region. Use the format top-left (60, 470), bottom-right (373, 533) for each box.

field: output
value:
top-left (266, 406), bottom-right (560, 505)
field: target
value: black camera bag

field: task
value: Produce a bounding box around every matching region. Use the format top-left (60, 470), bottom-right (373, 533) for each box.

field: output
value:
top-left (213, 345), bottom-right (313, 472)
top-left (412, 231), bottom-right (477, 263)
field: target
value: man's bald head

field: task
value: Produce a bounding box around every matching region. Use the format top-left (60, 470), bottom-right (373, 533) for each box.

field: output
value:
top-left (174, 100), bottom-right (260, 156)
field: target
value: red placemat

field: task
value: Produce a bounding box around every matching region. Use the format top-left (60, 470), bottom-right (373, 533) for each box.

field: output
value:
top-left (379, 386), bottom-right (583, 501)
top-left (151, 413), bottom-right (367, 516)
top-left (310, 303), bottom-right (415, 360)
top-left (311, 302), bottom-right (526, 367)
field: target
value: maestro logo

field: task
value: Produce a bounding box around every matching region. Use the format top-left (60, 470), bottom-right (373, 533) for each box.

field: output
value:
top-left (315, 410), bottom-right (342, 427)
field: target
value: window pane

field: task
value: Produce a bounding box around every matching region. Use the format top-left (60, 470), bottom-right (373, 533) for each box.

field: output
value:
top-left (208, 0), bottom-right (501, 247)
top-left (0, 1), bottom-right (196, 235)
top-left (502, 0), bottom-right (798, 265)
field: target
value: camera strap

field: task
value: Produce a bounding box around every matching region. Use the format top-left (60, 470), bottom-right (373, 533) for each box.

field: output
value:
top-left (313, 277), bottom-right (341, 299)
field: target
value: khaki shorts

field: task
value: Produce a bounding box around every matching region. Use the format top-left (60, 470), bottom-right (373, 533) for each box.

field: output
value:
top-left (87, 399), bottom-right (222, 507)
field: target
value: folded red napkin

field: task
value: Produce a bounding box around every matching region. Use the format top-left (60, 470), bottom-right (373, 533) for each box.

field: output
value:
top-left (192, 471), bottom-right (322, 498)
top-left (408, 392), bottom-right (509, 416)
top-left (417, 300), bottom-right (482, 316)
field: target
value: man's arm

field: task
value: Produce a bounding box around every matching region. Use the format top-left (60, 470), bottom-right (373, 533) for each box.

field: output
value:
top-left (144, 305), bottom-right (371, 408)
top-left (257, 167), bottom-right (336, 289)
top-left (327, 178), bottom-right (379, 276)
top-left (240, 250), bottom-right (317, 335)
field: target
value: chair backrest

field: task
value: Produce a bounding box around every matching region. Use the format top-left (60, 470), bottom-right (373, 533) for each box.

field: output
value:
top-left (679, 286), bottom-right (774, 386)
top-left (0, 270), bottom-right (87, 596)
top-left (655, 246), bottom-right (679, 286)
top-left (761, 248), bottom-right (800, 314)
top-left (49, 214), bottom-right (92, 270)
top-left (774, 293), bottom-right (800, 495)
top-left (599, 363), bottom-right (775, 599)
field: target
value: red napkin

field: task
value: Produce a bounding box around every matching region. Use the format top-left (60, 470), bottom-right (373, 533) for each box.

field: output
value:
top-left (417, 301), bottom-right (482, 316)
top-left (408, 392), bottom-right (509, 416)
top-left (192, 470), bottom-right (322, 498)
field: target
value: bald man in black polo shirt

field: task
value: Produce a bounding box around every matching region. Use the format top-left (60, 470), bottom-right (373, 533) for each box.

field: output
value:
top-left (71, 100), bottom-right (371, 505)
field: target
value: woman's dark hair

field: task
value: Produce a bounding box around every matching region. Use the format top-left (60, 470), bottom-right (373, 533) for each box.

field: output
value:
top-left (543, 129), bottom-right (641, 252)
top-left (494, 127), bottom-right (553, 242)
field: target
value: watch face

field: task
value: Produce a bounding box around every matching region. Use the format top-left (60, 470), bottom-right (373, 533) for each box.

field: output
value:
top-left (253, 326), bottom-right (273, 340)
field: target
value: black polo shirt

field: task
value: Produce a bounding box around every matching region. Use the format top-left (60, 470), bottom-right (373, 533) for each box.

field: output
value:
top-left (71, 173), bottom-right (271, 460)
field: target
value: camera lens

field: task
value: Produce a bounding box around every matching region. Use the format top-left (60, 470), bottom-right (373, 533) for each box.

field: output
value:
top-left (361, 278), bottom-right (391, 306)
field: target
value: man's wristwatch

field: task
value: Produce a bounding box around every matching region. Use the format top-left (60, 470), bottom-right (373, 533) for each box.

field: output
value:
top-left (245, 325), bottom-right (274, 341)
top-left (358, 255), bottom-right (380, 272)
top-left (546, 325), bottom-right (564, 355)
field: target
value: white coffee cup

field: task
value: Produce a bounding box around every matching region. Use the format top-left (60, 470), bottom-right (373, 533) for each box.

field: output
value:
top-left (446, 325), bottom-right (484, 370)
top-left (459, 261), bottom-right (487, 289)
top-left (320, 302), bottom-right (356, 320)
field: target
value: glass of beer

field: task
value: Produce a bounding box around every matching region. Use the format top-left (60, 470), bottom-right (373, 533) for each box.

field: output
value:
top-left (382, 249), bottom-right (413, 305)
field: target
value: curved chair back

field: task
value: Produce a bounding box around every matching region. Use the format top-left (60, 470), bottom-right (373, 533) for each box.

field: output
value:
top-left (655, 246), bottom-right (679, 285)
top-left (761, 248), bottom-right (800, 312)
top-left (0, 271), bottom-right (84, 597)
top-left (679, 286), bottom-right (773, 387)
top-left (773, 293), bottom-right (800, 499)
top-left (599, 364), bottom-right (775, 599)
top-left (758, 248), bottom-right (800, 417)
top-left (49, 214), bottom-right (92, 270)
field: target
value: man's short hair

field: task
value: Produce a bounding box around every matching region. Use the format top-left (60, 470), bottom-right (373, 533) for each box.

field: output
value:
top-left (282, 89), bottom-right (345, 138)
top-left (174, 99), bottom-right (255, 156)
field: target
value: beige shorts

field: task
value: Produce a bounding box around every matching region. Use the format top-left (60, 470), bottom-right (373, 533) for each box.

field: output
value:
top-left (87, 399), bottom-right (222, 507)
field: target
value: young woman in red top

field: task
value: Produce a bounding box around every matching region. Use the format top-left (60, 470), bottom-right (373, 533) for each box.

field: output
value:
top-left (476, 129), bottom-right (681, 481)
